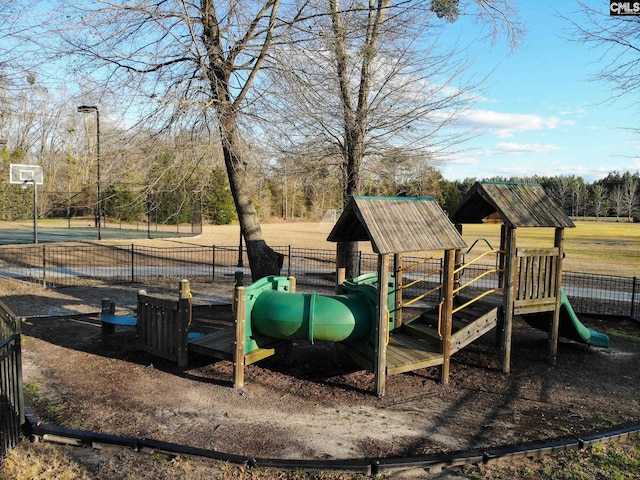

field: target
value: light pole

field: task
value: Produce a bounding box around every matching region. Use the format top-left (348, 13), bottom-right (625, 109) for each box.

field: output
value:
top-left (77, 105), bottom-right (102, 240)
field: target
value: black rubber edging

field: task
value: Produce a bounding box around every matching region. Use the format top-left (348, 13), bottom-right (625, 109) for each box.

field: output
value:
top-left (26, 422), bottom-right (251, 467)
top-left (22, 413), bottom-right (640, 477)
top-left (371, 450), bottom-right (484, 475)
top-left (578, 425), bottom-right (640, 449)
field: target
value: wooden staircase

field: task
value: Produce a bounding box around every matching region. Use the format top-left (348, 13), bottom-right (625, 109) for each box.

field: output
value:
top-left (402, 295), bottom-right (501, 355)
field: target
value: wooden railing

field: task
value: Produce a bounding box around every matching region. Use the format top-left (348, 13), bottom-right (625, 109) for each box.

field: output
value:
top-left (136, 280), bottom-right (191, 368)
top-left (513, 247), bottom-right (560, 315)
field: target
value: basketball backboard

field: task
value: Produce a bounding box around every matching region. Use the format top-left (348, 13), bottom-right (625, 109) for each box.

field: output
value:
top-left (9, 164), bottom-right (44, 185)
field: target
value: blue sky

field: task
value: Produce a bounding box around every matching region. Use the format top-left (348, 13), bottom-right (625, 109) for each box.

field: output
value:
top-left (439, 1), bottom-right (640, 182)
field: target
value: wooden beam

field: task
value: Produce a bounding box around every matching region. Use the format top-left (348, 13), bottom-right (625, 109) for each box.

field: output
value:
top-left (502, 226), bottom-right (517, 374)
top-left (375, 254), bottom-right (390, 398)
top-left (440, 249), bottom-right (455, 384)
top-left (178, 279), bottom-right (191, 368)
top-left (454, 224), bottom-right (463, 299)
top-left (393, 253), bottom-right (403, 329)
top-left (549, 227), bottom-right (565, 365)
top-left (336, 267), bottom-right (346, 293)
top-left (233, 286), bottom-right (246, 389)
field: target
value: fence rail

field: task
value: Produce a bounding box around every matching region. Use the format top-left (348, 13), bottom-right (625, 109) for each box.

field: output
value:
top-left (0, 244), bottom-right (637, 318)
top-left (0, 299), bottom-right (23, 459)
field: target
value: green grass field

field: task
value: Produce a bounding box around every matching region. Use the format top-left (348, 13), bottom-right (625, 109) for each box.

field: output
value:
top-left (458, 221), bottom-right (640, 277)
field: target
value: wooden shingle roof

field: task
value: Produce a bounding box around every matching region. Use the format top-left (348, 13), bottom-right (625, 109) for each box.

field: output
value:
top-left (327, 196), bottom-right (467, 254)
top-left (449, 181), bottom-right (575, 228)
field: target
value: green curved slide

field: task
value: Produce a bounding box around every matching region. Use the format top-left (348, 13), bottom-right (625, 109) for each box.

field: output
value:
top-left (522, 290), bottom-right (609, 348)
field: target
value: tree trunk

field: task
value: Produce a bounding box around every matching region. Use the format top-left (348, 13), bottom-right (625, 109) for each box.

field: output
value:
top-left (219, 114), bottom-right (282, 281)
top-left (336, 240), bottom-right (359, 280)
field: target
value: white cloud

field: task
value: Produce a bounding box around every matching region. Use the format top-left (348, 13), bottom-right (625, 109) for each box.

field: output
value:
top-left (496, 142), bottom-right (560, 155)
top-left (461, 110), bottom-right (561, 138)
top-left (446, 156), bottom-right (479, 165)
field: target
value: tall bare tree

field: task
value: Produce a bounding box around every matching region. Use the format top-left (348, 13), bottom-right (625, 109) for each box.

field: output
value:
top-left (45, 0), bottom-right (312, 280)
top-left (265, 0), bottom-right (522, 276)
top-left (622, 174), bottom-right (639, 221)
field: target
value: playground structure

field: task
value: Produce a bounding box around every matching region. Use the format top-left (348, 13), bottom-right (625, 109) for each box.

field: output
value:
top-left (125, 182), bottom-right (609, 397)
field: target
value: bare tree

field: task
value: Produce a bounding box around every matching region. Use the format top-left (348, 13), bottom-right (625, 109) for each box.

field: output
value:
top-left (568, 3), bottom-right (640, 110)
top-left (264, 0), bottom-right (522, 276)
top-left (622, 174), bottom-right (639, 221)
top-left (611, 185), bottom-right (625, 221)
top-left (41, 1), bottom-right (312, 280)
top-left (590, 184), bottom-right (607, 220)
top-left (549, 176), bottom-right (573, 216)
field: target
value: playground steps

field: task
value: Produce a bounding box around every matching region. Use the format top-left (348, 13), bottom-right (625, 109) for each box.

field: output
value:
top-left (386, 333), bottom-right (444, 375)
top-left (401, 295), bottom-right (501, 355)
top-left (188, 327), bottom-right (280, 365)
top-left (450, 307), bottom-right (499, 355)
top-left (336, 334), bottom-right (444, 376)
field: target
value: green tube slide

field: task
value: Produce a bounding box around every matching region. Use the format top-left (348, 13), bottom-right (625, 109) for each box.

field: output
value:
top-left (251, 289), bottom-right (372, 343)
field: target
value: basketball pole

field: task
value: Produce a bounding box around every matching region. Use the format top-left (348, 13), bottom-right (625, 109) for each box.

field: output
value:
top-left (33, 181), bottom-right (38, 244)
top-left (23, 179), bottom-right (37, 244)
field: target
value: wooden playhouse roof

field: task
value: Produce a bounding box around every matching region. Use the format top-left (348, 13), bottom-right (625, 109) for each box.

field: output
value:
top-left (327, 196), bottom-right (467, 254)
top-left (449, 181), bottom-right (575, 228)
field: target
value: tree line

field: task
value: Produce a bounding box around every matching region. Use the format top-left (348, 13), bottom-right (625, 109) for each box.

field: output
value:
top-left (1, 99), bottom-right (637, 226)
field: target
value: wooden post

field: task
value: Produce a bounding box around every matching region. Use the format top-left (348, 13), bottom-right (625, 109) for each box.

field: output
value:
top-left (393, 253), bottom-right (403, 329)
top-left (495, 224), bottom-right (508, 347)
top-left (100, 297), bottom-right (115, 336)
top-left (453, 224), bottom-right (463, 299)
top-left (502, 226), bottom-right (517, 374)
top-left (136, 289), bottom-right (147, 348)
top-left (498, 225), bottom-right (508, 289)
top-left (336, 267), bottom-right (346, 293)
top-left (440, 249), bottom-right (455, 384)
top-left (549, 227), bottom-right (565, 365)
top-left (179, 278), bottom-right (190, 299)
top-left (375, 254), bottom-right (390, 397)
top-left (233, 286), bottom-right (246, 389)
top-left (177, 279), bottom-right (191, 368)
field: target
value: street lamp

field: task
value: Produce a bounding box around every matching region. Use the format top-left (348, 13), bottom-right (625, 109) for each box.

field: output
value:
top-left (77, 105), bottom-right (102, 240)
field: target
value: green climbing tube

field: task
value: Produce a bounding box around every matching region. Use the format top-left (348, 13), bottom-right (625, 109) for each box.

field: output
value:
top-left (251, 289), bottom-right (372, 343)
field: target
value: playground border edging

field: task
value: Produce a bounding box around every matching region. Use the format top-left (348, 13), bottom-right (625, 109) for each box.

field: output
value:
top-left (21, 407), bottom-right (640, 477)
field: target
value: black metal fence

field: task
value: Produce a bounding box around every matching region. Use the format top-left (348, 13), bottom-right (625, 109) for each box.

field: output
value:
top-left (0, 244), bottom-right (637, 318)
top-left (0, 299), bottom-right (23, 459)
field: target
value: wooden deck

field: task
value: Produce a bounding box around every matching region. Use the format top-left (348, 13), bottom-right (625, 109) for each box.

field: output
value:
top-left (386, 333), bottom-right (443, 375)
top-left (188, 328), bottom-right (279, 365)
top-left (187, 292), bottom-right (501, 379)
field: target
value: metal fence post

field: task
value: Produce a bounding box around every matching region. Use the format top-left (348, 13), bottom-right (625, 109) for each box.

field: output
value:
top-left (288, 245), bottom-right (292, 277)
top-left (42, 245), bottom-right (46, 287)
top-left (212, 245), bottom-right (216, 282)
top-left (632, 276), bottom-right (638, 318)
top-left (131, 244), bottom-right (135, 283)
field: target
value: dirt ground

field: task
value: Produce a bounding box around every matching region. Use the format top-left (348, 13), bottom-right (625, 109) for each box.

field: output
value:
top-left (3, 274), bottom-right (640, 478)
